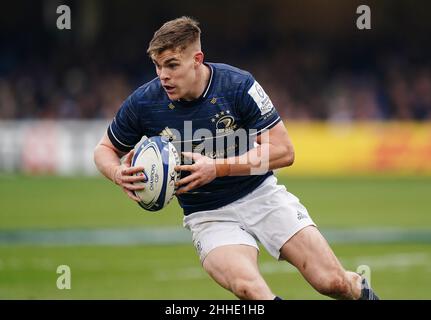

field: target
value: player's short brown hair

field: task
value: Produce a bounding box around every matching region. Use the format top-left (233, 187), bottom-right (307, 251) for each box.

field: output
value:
top-left (147, 16), bottom-right (201, 58)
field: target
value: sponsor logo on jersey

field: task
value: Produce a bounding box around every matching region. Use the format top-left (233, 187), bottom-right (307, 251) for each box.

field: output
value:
top-left (248, 81), bottom-right (274, 115)
top-left (159, 126), bottom-right (177, 141)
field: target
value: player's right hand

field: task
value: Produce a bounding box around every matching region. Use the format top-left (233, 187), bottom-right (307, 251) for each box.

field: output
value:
top-left (113, 150), bottom-right (146, 202)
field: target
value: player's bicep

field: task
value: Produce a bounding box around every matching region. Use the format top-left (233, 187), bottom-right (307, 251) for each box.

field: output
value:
top-left (256, 121), bottom-right (292, 149)
top-left (256, 121), bottom-right (294, 165)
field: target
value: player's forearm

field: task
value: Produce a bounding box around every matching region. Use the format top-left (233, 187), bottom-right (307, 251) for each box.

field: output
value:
top-left (215, 142), bottom-right (293, 176)
top-left (93, 144), bottom-right (122, 183)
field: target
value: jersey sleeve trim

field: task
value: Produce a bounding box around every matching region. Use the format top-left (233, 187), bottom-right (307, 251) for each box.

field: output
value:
top-left (107, 124), bottom-right (135, 152)
top-left (248, 116), bottom-right (282, 136)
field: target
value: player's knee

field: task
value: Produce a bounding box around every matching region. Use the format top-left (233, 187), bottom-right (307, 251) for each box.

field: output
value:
top-left (315, 272), bottom-right (350, 297)
top-left (231, 278), bottom-right (268, 300)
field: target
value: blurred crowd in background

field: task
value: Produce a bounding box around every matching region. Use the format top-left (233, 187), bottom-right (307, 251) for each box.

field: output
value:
top-left (1, 0), bottom-right (430, 121)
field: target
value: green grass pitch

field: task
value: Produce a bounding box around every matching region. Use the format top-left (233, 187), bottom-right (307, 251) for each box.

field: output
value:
top-left (0, 174), bottom-right (430, 299)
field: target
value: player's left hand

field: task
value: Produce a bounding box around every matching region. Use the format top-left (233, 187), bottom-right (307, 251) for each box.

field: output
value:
top-left (175, 152), bottom-right (216, 195)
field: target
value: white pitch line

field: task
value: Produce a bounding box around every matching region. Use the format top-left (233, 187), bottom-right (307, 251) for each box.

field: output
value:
top-left (0, 227), bottom-right (430, 245)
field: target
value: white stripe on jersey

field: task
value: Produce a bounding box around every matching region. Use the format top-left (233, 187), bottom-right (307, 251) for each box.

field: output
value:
top-left (109, 123), bottom-right (135, 148)
top-left (202, 64), bottom-right (214, 98)
top-left (248, 116), bottom-right (281, 136)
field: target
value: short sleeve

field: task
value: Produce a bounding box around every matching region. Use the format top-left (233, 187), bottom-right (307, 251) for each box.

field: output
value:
top-left (237, 74), bottom-right (281, 134)
top-left (107, 94), bottom-right (142, 152)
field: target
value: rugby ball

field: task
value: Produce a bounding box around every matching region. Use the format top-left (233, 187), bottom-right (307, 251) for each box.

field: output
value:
top-left (131, 136), bottom-right (180, 211)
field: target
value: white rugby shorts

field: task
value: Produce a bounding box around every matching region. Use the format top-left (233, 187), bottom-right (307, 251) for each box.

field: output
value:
top-left (183, 175), bottom-right (316, 263)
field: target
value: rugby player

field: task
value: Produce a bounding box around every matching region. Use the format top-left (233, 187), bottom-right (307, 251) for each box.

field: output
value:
top-left (94, 16), bottom-right (379, 300)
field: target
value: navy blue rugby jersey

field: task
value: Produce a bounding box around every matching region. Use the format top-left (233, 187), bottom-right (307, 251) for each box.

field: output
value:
top-left (108, 63), bottom-right (282, 215)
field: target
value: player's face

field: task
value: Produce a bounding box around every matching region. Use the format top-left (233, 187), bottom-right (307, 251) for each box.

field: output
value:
top-left (152, 47), bottom-right (200, 101)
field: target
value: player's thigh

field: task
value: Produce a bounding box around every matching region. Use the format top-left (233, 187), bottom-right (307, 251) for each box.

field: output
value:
top-left (280, 225), bottom-right (345, 284)
top-left (202, 244), bottom-right (264, 291)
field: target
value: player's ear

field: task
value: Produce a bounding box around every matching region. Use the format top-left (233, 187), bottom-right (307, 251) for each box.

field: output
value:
top-left (194, 51), bottom-right (204, 67)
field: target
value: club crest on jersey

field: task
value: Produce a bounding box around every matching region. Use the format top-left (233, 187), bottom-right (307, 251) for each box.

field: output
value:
top-left (211, 110), bottom-right (237, 134)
